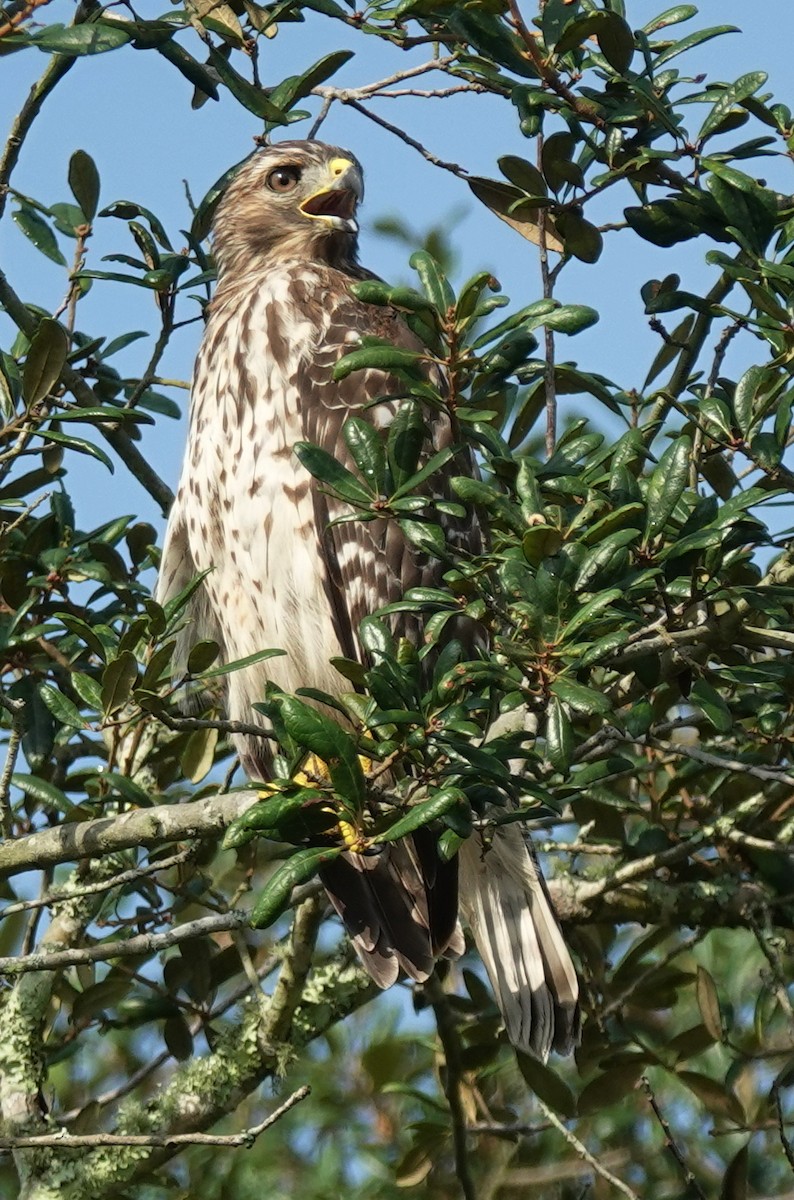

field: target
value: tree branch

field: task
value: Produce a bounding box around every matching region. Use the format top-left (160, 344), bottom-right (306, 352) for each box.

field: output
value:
top-left (0, 910), bottom-right (248, 975)
top-left (0, 788), bottom-right (254, 879)
top-left (0, 1086), bottom-right (311, 1150)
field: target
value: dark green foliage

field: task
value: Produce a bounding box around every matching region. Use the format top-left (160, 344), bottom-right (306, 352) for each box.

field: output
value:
top-left (2, 3), bottom-right (794, 1199)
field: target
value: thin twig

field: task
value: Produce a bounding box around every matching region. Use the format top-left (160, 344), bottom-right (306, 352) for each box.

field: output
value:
top-left (0, 54), bottom-right (74, 218)
top-left (537, 129), bottom-right (556, 458)
top-left (641, 1076), bottom-right (708, 1199)
top-left (0, 693), bottom-right (25, 837)
top-left (425, 972), bottom-right (478, 1200)
top-left (340, 99), bottom-right (468, 177)
top-left (0, 1086), bottom-right (310, 1150)
top-left (0, 847), bottom-right (195, 919)
top-left (155, 710), bottom-right (273, 741)
top-left (534, 1097), bottom-right (639, 1199)
top-left (772, 1080), bottom-right (794, 1176)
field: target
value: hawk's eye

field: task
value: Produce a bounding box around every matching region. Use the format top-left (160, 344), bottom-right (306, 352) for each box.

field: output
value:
top-left (267, 166), bottom-right (301, 193)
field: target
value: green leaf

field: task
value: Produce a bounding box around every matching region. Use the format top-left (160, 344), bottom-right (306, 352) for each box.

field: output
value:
top-left (10, 773), bottom-right (74, 813)
top-left (546, 696), bottom-right (574, 772)
top-left (71, 672), bottom-right (103, 709)
top-left (275, 695), bottom-right (365, 809)
top-left (186, 640), bottom-right (220, 675)
top-left (698, 72), bottom-right (768, 142)
top-left (409, 250), bottom-right (455, 311)
top-left (13, 207), bottom-right (66, 265)
top-left (377, 789), bottom-right (469, 845)
top-left (516, 1052), bottom-right (577, 1118)
top-left (268, 49), bottom-right (354, 110)
top-left (641, 6), bottom-right (697, 35)
top-left (574, 528), bottom-right (640, 592)
top-left (99, 200), bottom-right (173, 251)
top-left (720, 1145), bottom-right (748, 1200)
top-left (555, 211), bottom-right (603, 263)
top-left (294, 441), bottom-right (373, 505)
top-left (30, 22), bottom-right (132, 54)
top-left (199, 647), bottom-right (286, 680)
top-left (690, 678), bottom-right (732, 733)
top-left (560, 588), bottom-right (623, 642)
top-left (250, 846), bottom-right (343, 928)
top-left (49, 202), bottom-right (89, 237)
top-left (695, 965), bottom-right (723, 1042)
top-left (101, 651), bottom-right (139, 716)
top-left (223, 790), bottom-right (334, 849)
top-left (551, 678), bottom-right (612, 716)
top-left (22, 319), bottom-right (68, 407)
top-left (398, 519), bottom-right (446, 557)
top-left (38, 684), bottom-right (86, 729)
top-left (732, 365), bottom-right (764, 439)
top-left (207, 47), bottom-right (289, 122)
top-left (498, 155), bottom-right (547, 196)
top-left (644, 437), bottom-right (691, 540)
top-left (32, 427), bottom-right (114, 472)
top-left (157, 40), bottom-right (219, 101)
top-left (57, 615), bottom-right (110, 662)
top-left (653, 25), bottom-right (739, 69)
top-left (333, 342), bottom-right (426, 382)
top-left (68, 150), bottom-right (100, 222)
top-left (387, 401), bottom-right (426, 490)
top-left (676, 1071), bottom-right (744, 1124)
top-left (539, 303), bottom-right (599, 334)
top-left (181, 726), bottom-right (219, 783)
top-left (343, 418), bottom-right (386, 492)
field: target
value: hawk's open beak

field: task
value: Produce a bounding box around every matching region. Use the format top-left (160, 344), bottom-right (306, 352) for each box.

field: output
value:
top-left (300, 157), bottom-right (362, 233)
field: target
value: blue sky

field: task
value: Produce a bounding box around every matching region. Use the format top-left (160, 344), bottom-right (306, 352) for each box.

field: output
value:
top-left (3, 0), bottom-right (794, 531)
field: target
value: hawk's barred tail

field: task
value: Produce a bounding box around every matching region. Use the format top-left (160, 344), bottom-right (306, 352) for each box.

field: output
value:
top-left (458, 825), bottom-right (580, 1061)
top-left (319, 831), bottom-right (460, 988)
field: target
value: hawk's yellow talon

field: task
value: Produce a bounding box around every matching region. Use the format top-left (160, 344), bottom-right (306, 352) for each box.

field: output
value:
top-left (338, 818), bottom-right (368, 854)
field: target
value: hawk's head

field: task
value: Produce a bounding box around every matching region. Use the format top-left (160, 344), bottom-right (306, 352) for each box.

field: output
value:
top-left (212, 140), bottom-right (364, 276)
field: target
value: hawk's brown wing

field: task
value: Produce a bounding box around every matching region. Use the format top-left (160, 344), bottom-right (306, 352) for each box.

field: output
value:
top-left (296, 273), bottom-right (456, 658)
top-left (294, 273), bottom-right (461, 982)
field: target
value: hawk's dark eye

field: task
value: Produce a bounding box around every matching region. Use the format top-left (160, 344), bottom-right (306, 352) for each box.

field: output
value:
top-left (267, 166), bottom-right (301, 193)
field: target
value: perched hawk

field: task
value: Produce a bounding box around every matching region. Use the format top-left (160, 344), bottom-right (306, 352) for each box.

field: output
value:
top-left (158, 140), bottom-right (579, 1059)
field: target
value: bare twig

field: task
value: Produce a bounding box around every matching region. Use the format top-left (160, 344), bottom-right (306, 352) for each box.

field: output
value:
top-left (155, 709), bottom-right (274, 741)
top-left (0, 1085), bottom-right (310, 1150)
top-left (534, 1097), bottom-right (639, 1199)
top-left (642, 1076), bottom-right (708, 1200)
top-left (0, 693), bottom-right (25, 837)
top-left (537, 130), bottom-right (557, 458)
top-left (340, 99), bottom-right (468, 177)
top-left (0, 55), bottom-right (74, 217)
top-left (0, 847), bottom-right (195, 919)
top-left (772, 1080), bottom-right (794, 1177)
top-left (425, 972), bottom-right (478, 1200)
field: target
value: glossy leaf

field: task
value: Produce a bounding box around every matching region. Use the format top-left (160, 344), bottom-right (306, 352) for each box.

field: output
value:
top-left (22, 319), bottom-right (68, 407)
top-left (68, 150), bottom-right (100, 222)
top-left (250, 846), bottom-right (343, 928)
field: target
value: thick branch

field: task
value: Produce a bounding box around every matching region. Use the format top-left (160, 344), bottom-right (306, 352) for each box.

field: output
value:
top-left (0, 789), bottom-right (253, 879)
top-left (0, 1086), bottom-right (310, 1149)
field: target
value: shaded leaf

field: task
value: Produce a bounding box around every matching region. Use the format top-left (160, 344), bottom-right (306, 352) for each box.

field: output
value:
top-left (23, 319), bottom-right (68, 407)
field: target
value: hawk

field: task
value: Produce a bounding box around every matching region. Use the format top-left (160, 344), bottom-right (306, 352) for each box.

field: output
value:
top-left (158, 140), bottom-right (579, 1059)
